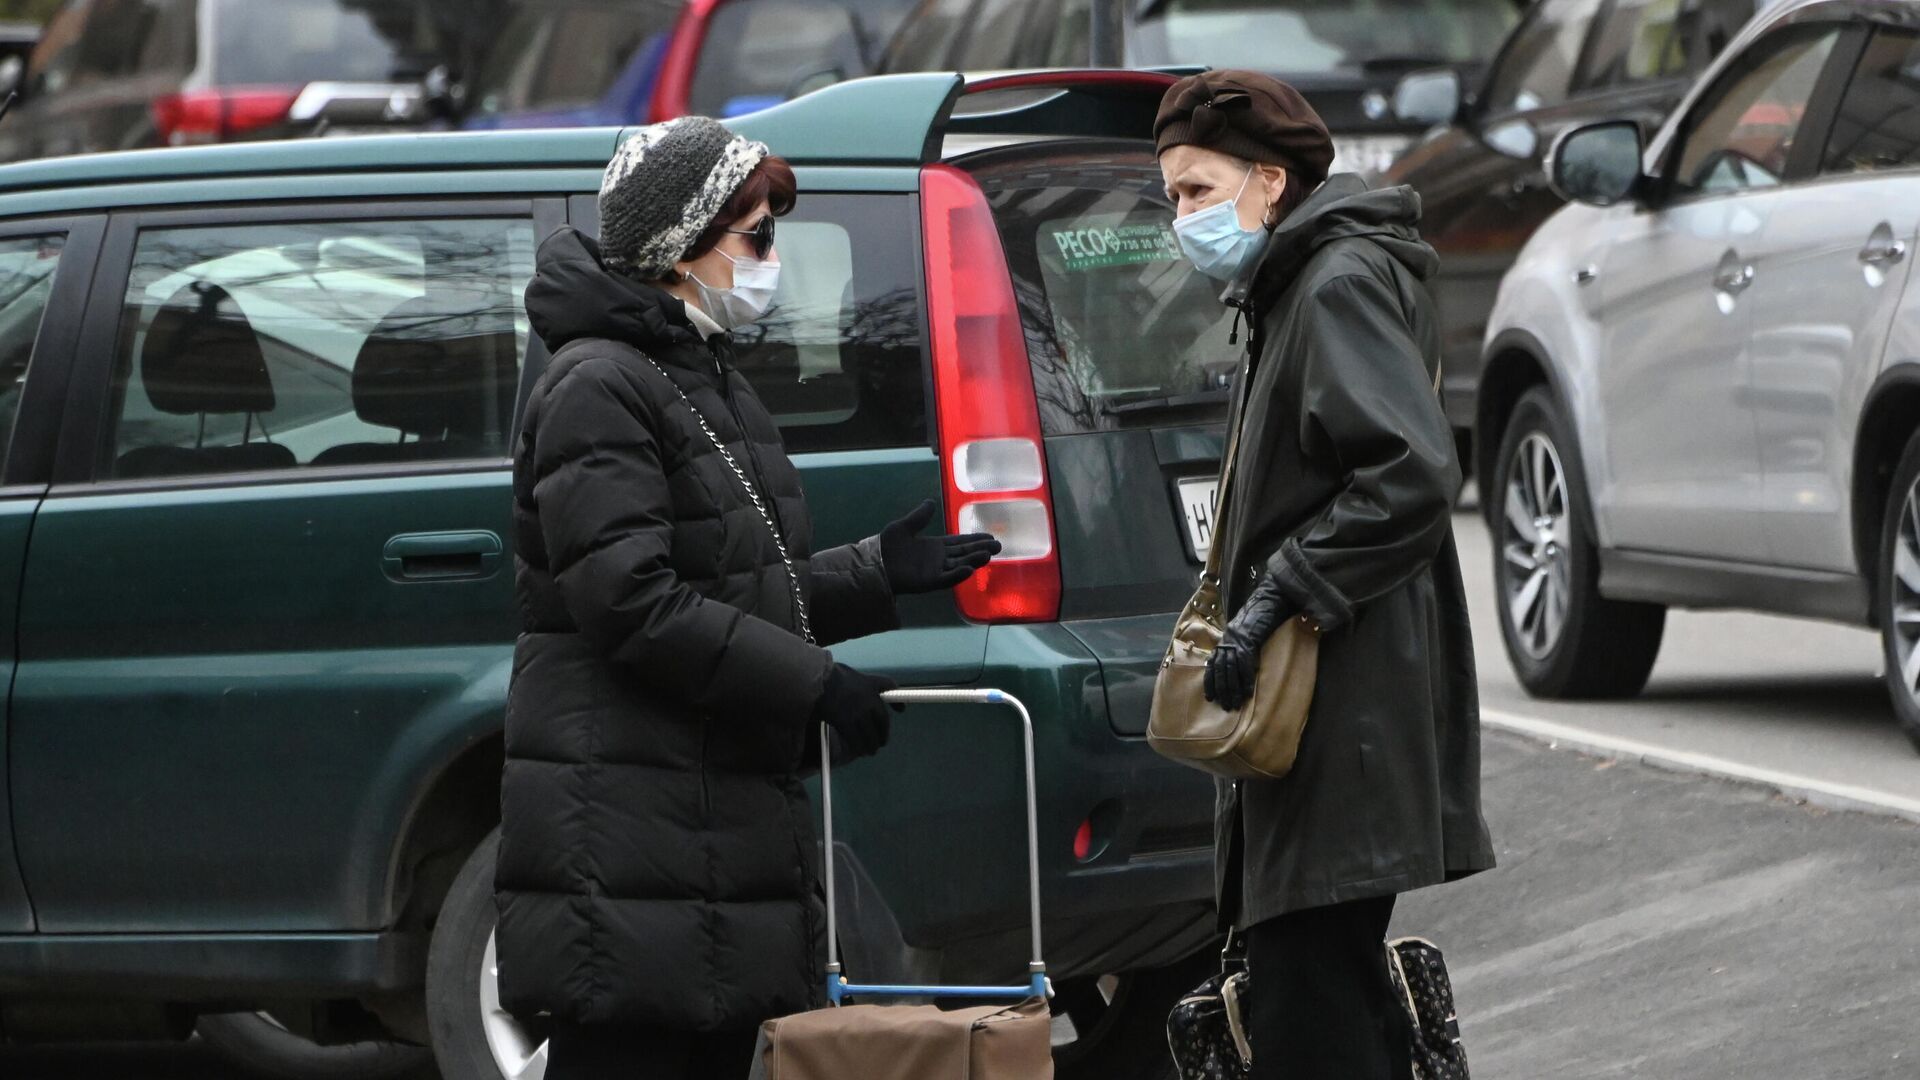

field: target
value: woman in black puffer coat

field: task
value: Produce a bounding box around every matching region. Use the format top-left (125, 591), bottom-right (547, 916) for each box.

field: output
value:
top-left (495, 117), bottom-right (998, 1079)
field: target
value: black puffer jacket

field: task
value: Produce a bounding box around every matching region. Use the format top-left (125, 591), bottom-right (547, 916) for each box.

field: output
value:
top-left (1211, 176), bottom-right (1495, 928)
top-left (495, 227), bottom-right (897, 1031)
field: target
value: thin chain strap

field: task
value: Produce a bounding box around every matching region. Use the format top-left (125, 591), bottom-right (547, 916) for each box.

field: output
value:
top-left (636, 353), bottom-right (814, 645)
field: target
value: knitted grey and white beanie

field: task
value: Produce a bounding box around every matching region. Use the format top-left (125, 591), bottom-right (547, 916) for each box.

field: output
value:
top-left (599, 116), bottom-right (770, 280)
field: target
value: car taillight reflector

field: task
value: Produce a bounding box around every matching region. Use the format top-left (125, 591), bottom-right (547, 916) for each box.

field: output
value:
top-left (151, 86), bottom-right (302, 146)
top-left (920, 163), bottom-right (1060, 624)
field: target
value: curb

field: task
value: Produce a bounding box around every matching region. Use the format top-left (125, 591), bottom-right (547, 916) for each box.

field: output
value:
top-left (1481, 708), bottom-right (1920, 826)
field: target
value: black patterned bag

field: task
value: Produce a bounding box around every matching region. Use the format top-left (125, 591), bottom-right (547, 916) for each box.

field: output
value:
top-left (1386, 937), bottom-right (1470, 1080)
top-left (1165, 958), bottom-right (1252, 1080)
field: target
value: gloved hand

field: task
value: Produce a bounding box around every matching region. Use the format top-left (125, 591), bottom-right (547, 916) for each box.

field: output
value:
top-left (1204, 573), bottom-right (1295, 711)
top-left (880, 500), bottom-right (1002, 595)
top-left (812, 664), bottom-right (902, 760)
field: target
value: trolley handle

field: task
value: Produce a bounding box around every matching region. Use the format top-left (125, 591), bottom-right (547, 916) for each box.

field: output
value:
top-left (821, 688), bottom-right (1048, 1004)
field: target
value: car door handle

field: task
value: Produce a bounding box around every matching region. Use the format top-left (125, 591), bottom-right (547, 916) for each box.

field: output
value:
top-left (382, 531), bottom-right (503, 582)
top-left (1860, 238), bottom-right (1908, 266)
top-left (1713, 263), bottom-right (1755, 294)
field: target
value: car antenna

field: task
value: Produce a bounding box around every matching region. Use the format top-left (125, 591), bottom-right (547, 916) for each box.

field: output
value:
top-left (0, 92), bottom-right (17, 127)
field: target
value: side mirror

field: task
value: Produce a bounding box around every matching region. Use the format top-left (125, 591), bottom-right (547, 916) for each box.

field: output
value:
top-left (1392, 69), bottom-right (1462, 127)
top-left (0, 56), bottom-right (24, 100)
top-left (1483, 117), bottom-right (1540, 160)
top-left (1547, 121), bottom-right (1646, 207)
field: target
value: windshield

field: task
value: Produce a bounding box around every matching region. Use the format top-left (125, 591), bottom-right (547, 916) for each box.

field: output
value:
top-left (215, 0), bottom-right (442, 85)
top-left (1128, 0), bottom-right (1520, 74)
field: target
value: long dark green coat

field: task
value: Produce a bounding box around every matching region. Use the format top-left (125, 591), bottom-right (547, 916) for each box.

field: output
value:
top-left (1211, 175), bottom-right (1494, 928)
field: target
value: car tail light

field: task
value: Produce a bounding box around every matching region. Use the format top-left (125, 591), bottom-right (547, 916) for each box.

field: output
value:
top-left (920, 164), bottom-right (1061, 624)
top-left (151, 86), bottom-right (302, 146)
top-left (649, 0), bottom-right (726, 123)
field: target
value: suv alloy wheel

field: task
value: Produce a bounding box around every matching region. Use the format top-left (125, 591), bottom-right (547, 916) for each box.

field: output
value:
top-left (426, 830), bottom-right (549, 1080)
top-left (1883, 431), bottom-right (1920, 749)
top-left (1494, 387), bottom-right (1666, 698)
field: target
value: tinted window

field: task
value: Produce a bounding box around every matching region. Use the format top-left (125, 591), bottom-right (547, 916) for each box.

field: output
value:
top-left (1481, 0), bottom-right (1597, 113)
top-left (688, 0), bottom-right (877, 116)
top-left (571, 193), bottom-right (928, 454)
top-left (1673, 25), bottom-right (1841, 197)
top-left (1046, 0), bottom-right (1093, 66)
top-left (882, 0), bottom-right (972, 71)
top-left (469, 1), bottom-right (679, 116)
top-left (104, 218), bottom-right (536, 481)
top-left (956, 0), bottom-right (1033, 69)
top-left (1128, 0), bottom-right (1520, 75)
top-left (68, 0), bottom-right (185, 86)
top-left (1575, 0), bottom-right (1693, 91)
top-left (26, 1), bottom-right (89, 97)
top-left (0, 235), bottom-right (66, 474)
top-left (1821, 29), bottom-right (1920, 176)
top-left (214, 0), bottom-right (442, 85)
top-left (975, 148), bottom-right (1237, 435)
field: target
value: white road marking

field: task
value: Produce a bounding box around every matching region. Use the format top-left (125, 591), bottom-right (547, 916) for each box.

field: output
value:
top-left (1482, 707), bottom-right (1920, 826)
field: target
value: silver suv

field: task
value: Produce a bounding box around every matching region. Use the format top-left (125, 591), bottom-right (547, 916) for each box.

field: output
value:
top-left (1478, 0), bottom-right (1920, 747)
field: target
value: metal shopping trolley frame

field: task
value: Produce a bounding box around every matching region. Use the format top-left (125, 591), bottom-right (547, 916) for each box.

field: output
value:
top-left (821, 688), bottom-right (1050, 1005)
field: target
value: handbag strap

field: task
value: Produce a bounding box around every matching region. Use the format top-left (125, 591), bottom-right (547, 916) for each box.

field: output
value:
top-left (629, 348), bottom-right (815, 645)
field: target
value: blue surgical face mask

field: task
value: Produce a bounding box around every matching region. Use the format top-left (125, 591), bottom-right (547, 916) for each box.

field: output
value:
top-left (1172, 166), bottom-right (1264, 282)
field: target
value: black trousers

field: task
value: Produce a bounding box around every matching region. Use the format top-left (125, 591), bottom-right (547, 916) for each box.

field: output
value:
top-left (543, 1021), bottom-right (759, 1080)
top-left (1244, 895), bottom-right (1413, 1080)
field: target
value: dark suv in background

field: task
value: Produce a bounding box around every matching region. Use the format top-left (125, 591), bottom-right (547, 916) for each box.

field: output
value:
top-left (1383, 0), bottom-right (1763, 458)
top-left (879, 0), bottom-right (1525, 178)
top-left (0, 0), bottom-right (480, 163)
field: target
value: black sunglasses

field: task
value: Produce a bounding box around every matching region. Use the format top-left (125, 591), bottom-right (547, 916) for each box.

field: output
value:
top-left (724, 215), bottom-right (777, 260)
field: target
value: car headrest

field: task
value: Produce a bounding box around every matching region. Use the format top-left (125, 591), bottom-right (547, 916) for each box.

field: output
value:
top-left (351, 296), bottom-right (518, 438)
top-left (141, 281), bottom-right (275, 416)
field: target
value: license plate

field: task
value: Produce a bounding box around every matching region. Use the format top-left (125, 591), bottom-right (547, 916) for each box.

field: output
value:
top-left (1177, 477), bottom-right (1220, 562)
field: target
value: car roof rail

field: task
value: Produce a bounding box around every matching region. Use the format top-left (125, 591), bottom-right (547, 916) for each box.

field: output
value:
top-left (722, 68), bottom-right (1198, 167)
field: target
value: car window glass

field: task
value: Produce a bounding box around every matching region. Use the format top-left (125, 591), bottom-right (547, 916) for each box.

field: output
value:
top-left (1481, 0), bottom-right (1597, 113)
top-left (957, 0), bottom-right (1031, 69)
top-left (883, 0), bottom-right (972, 71)
top-left (1673, 25), bottom-right (1840, 198)
top-left (1046, 0), bottom-right (1092, 66)
top-left (1575, 0), bottom-right (1692, 92)
top-left (26, 1), bottom-right (89, 97)
top-left (688, 0), bottom-right (868, 116)
top-left (0, 235), bottom-right (67, 476)
top-left (1127, 0), bottom-right (1520, 75)
top-left (214, 0), bottom-right (441, 85)
top-left (103, 218), bottom-right (536, 481)
top-left (480, 2), bottom-right (678, 117)
top-left (726, 195), bottom-right (927, 453)
top-left (69, 0), bottom-right (173, 85)
top-left (1821, 28), bottom-right (1920, 176)
top-left (976, 150), bottom-right (1237, 435)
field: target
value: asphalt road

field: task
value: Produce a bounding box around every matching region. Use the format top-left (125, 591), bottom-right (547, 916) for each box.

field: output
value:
top-left (8, 510), bottom-right (1915, 1079)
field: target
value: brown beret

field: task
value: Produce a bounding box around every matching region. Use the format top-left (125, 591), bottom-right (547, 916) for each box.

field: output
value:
top-left (1154, 70), bottom-right (1335, 188)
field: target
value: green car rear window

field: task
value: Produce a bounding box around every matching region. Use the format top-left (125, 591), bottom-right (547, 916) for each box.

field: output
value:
top-left (975, 147), bottom-right (1236, 435)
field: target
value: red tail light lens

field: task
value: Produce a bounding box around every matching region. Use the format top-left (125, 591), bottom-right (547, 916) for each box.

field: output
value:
top-left (920, 164), bottom-right (1061, 624)
top-left (151, 86), bottom-right (302, 146)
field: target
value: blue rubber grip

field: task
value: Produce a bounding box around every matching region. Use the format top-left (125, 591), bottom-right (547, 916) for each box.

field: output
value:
top-left (827, 973), bottom-right (1048, 1004)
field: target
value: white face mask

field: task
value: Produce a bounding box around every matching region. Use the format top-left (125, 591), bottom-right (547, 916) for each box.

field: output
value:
top-left (1171, 166), bottom-right (1266, 282)
top-left (690, 249), bottom-right (781, 331)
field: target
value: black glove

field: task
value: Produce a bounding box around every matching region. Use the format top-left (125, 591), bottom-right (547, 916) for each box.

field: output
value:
top-left (812, 664), bottom-right (902, 760)
top-left (1204, 573), bottom-right (1295, 711)
top-left (880, 500), bottom-right (1001, 595)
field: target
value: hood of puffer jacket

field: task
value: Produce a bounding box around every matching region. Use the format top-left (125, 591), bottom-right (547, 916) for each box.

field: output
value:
top-left (525, 226), bottom-right (710, 364)
top-left (1224, 174), bottom-right (1438, 311)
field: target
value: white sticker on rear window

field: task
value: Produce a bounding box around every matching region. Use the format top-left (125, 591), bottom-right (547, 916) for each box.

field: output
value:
top-left (1048, 221), bottom-right (1183, 272)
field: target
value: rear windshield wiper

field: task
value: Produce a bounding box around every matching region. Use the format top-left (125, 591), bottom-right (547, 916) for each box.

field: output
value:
top-left (1102, 388), bottom-right (1230, 416)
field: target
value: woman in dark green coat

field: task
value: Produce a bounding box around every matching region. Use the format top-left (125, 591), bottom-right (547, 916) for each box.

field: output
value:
top-left (1155, 71), bottom-right (1496, 1080)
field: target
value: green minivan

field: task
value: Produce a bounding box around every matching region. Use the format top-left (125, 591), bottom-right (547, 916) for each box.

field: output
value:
top-left (0, 71), bottom-right (1239, 1079)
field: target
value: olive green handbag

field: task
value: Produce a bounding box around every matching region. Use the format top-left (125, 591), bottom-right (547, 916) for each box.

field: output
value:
top-left (1147, 390), bottom-right (1320, 780)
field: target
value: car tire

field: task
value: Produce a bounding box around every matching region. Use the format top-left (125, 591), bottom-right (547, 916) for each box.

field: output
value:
top-left (426, 829), bottom-right (550, 1080)
top-left (195, 1011), bottom-right (429, 1080)
top-left (1881, 430), bottom-right (1920, 752)
top-left (1050, 947), bottom-right (1216, 1080)
top-left (1493, 387), bottom-right (1665, 698)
